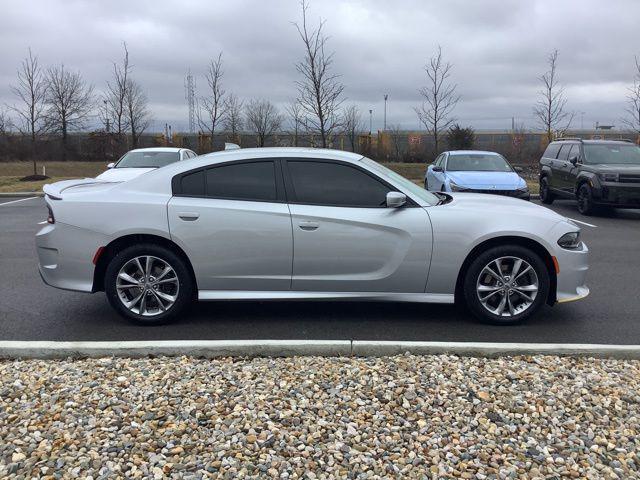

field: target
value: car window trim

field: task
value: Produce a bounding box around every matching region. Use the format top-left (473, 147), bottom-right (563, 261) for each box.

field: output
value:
top-left (171, 158), bottom-right (287, 204)
top-left (281, 158), bottom-right (418, 208)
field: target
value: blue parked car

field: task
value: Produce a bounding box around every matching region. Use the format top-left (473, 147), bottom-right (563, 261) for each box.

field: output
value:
top-left (425, 150), bottom-right (530, 200)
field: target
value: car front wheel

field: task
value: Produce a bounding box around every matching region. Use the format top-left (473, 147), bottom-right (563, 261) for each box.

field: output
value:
top-left (104, 244), bottom-right (194, 324)
top-left (577, 184), bottom-right (596, 215)
top-left (463, 245), bottom-right (550, 325)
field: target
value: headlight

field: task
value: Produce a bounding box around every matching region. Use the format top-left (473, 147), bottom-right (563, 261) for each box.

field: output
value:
top-left (598, 173), bottom-right (619, 182)
top-left (449, 180), bottom-right (469, 192)
top-left (558, 231), bottom-right (581, 249)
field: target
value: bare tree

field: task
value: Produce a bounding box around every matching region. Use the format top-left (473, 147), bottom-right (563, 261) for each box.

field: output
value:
top-left (415, 46), bottom-right (460, 156)
top-left (293, 0), bottom-right (344, 148)
top-left (0, 108), bottom-right (9, 136)
top-left (534, 49), bottom-right (573, 143)
top-left (104, 43), bottom-right (131, 140)
top-left (622, 56), bottom-right (640, 138)
top-left (245, 99), bottom-right (283, 147)
top-left (10, 48), bottom-right (47, 175)
top-left (342, 105), bottom-right (363, 152)
top-left (286, 100), bottom-right (304, 146)
top-left (125, 79), bottom-right (150, 148)
top-left (222, 93), bottom-right (244, 143)
top-left (44, 64), bottom-right (94, 158)
top-left (197, 53), bottom-right (226, 138)
top-left (388, 124), bottom-right (406, 161)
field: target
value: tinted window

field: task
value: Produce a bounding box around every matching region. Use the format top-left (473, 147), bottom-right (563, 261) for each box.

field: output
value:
top-left (288, 161), bottom-right (391, 207)
top-left (543, 144), bottom-right (561, 159)
top-left (206, 161), bottom-right (277, 201)
top-left (180, 170), bottom-right (205, 196)
top-left (116, 151), bottom-right (180, 168)
top-left (583, 143), bottom-right (640, 165)
top-left (568, 144), bottom-right (580, 161)
top-left (556, 144), bottom-right (572, 160)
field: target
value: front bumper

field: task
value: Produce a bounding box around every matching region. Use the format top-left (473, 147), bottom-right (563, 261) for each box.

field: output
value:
top-left (36, 222), bottom-right (105, 293)
top-left (594, 182), bottom-right (640, 208)
top-left (453, 188), bottom-right (530, 200)
top-left (554, 240), bottom-right (590, 304)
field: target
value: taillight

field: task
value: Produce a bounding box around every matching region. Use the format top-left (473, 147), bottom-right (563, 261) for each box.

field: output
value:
top-left (47, 205), bottom-right (55, 224)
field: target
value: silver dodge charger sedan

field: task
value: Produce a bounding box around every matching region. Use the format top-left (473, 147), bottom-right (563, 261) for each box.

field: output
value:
top-left (37, 148), bottom-right (589, 325)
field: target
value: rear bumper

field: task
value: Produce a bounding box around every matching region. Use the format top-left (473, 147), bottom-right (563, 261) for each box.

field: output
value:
top-left (36, 223), bottom-right (105, 293)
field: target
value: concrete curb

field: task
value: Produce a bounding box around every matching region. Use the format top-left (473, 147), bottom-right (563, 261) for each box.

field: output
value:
top-left (1, 339), bottom-right (640, 360)
top-left (0, 192), bottom-right (44, 197)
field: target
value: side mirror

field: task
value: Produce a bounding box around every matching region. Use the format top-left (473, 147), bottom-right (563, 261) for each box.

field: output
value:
top-left (386, 191), bottom-right (406, 208)
top-left (433, 166), bottom-right (443, 172)
top-left (570, 156), bottom-right (579, 165)
top-left (107, 162), bottom-right (115, 169)
top-left (514, 166), bottom-right (523, 173)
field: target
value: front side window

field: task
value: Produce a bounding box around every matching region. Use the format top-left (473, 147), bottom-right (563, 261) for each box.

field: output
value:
top-left (583, 144), bottom-right (640, 165)
top-left (206, 161), bottom-right (277, 201)
top-left (287, 161), bottom-right (391, 207)
top-left (116, 151), bottom-right (180, 168)
top-left (446, 154), bottom-right (513, 172)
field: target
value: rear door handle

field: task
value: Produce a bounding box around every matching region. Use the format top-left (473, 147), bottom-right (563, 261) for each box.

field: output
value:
top-left (178, 212), bottom-right (200, 221)
top-left (299, 221), bottom-right (319, 231)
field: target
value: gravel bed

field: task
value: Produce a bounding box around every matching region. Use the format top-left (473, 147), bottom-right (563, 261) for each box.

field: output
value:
top-left (1, 354), bottom-right (639, 479)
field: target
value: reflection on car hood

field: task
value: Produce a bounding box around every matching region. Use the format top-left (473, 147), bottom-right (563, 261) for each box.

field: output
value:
top-left (447, 171), bottom-right (525, 189)
top-left (95, 167), bottom-right (156, 182)
top-left (446, 192), bottom-right (566, 222)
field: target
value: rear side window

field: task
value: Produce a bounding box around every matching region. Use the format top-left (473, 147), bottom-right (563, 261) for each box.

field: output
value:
top-left (543, 144), bottom-right (561, 159)
top-left (179, 170), bottom-right (205, 196)
top-left (206, 161), bottom-right (277, 201)
top-left (557, 144), bottom-right (572, 160)
top-left (287, 161), bottom-right (391, 207)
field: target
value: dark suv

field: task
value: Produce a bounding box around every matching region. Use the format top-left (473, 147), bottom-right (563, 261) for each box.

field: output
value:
top-left (539, 138), bottom-right (640, 215)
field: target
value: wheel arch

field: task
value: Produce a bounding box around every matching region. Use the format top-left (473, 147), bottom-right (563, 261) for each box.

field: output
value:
top-left (454, 235), bottom-right (557, 306)
top-left (92, 233), bottom-right (198, 293)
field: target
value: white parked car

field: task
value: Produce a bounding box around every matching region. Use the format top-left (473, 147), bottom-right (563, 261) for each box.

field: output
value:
top-left (38, 148), bottom-right (589, 325)
top-left (96, 147), bottom-right (197, 182)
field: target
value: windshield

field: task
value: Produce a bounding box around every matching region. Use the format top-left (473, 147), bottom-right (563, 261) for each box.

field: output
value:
top-left (583, 144), bottom-right (640, 165)
top-left (446, 154), bottom-right (513, 172)
top-left (362, 157), bottom-right (440, 205)
top-left (116, 151), bottom-right (180, 168)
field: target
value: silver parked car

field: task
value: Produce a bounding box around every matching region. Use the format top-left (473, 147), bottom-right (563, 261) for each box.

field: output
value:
top-left (38, 148), bottom-right (589, 325)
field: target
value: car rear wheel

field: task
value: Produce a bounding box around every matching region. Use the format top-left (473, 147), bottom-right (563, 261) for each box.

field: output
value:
top-left (105, 244), bottom-right (193, 324)
top-left (463, 245), bottom-right (550, 325)
top-left (539, 177), bottom-right (555, 204)
top-left (577, 184), bottom-right (596, 215)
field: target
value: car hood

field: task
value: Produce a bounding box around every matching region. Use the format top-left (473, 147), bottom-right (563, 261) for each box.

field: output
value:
top-left (588, 164), bottom-right (640, 175)
top-left (444, 192), bottom-right (567, 223)
top-left (95, 167), bottom-right (156, 182)
top-left (447, 171), bottom-right (526, 189)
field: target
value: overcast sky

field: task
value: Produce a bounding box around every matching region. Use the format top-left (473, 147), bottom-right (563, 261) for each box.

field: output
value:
top-left (1, 0), bottom-right (639, 132)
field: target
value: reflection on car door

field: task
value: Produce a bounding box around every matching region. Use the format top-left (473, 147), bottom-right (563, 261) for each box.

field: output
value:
top-left (168, 160), bottom-right (293, 291)
top-left (554, 144), bottom-right (572, 192)
top-left (284, 159), bottom-right (433, 293)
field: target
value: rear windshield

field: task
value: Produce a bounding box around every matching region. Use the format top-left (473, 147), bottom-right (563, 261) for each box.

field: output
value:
top-left (583, 144), bottom-right (640, 165)
top-left (116, 151), bottom-right (180, 168)
top-left (446, 154), bottom-right (513, 172)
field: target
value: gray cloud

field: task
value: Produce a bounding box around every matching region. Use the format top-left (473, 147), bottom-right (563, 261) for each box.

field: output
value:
top-left (1, 0), bottom-right (639, 132)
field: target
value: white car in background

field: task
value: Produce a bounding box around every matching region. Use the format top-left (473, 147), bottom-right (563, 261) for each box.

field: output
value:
top-left (96, 147), bottom-right (197, 182)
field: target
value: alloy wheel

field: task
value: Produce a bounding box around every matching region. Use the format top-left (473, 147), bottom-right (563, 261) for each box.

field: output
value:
top-left (116, 255), bottom-right (180, 316)
top-left (476, 256), bottom-right (539, 317)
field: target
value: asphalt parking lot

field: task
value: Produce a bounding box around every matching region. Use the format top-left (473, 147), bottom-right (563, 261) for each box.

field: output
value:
top-left (1, 195), bottom-right (639, 344)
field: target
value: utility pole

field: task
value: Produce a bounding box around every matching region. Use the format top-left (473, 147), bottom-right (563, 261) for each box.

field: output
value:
top-left (383, 94), bottom-right (388, 130)
top-left (184, 70), bottom-right (196, 134)
top-left (580, 112), bottom-right (586, 130)
top-left (369, 109), bottom-right (373, 135)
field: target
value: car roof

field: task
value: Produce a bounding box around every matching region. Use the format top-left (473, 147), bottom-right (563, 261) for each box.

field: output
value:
top-left (552, 139), bottom-right (634, 145)
top-left (202, 147), bottom-right (364, 161)
top-left (129, 147), bottom-right (187, 153)
top-left (445, 150), bottom-right (501, 156)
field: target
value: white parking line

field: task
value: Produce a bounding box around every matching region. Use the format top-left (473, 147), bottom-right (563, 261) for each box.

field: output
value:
top-left (0, 196), bottom-right (39, 206)
top-left (567, 218), bottom-right (598, 228)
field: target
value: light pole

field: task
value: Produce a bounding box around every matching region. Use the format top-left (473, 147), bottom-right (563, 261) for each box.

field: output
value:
top-left (383, 94), bottom-right (388, 130)
top-left (580, 112), bottom-right (586, 130)
top-left (369, 109), bottom-right (373, 135)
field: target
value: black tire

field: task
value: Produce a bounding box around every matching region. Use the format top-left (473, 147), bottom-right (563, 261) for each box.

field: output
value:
top-left (463, 245), bottom-right (550, 325)
top-left (576, 183), bottom-right (596, 215)
top-left (539, 177), bottom-right (555, 204)
top-left (424, 179), bottom-right (429, 190)
top-left (104, 243), bottom-right (194, 324)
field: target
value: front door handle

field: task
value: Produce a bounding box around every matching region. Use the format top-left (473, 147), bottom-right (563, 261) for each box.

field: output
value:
top-left (299, 221), bottom-right (319, 231)
top-left (178, 212), bottom-right (200, 221)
